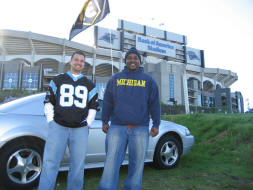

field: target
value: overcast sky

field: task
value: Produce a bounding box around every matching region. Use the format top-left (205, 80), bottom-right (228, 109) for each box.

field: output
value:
top-left (1, 0), bottom-right (253, 110)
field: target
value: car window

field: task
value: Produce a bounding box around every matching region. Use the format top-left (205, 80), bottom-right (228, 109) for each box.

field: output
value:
top-left (95, 100), bottom-right (103, 120)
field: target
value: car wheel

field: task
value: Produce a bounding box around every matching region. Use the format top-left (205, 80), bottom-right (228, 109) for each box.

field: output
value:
top-left (153, 135), bottom-right (182, 169)
top-left (0, 140), bottom-right (43, 190)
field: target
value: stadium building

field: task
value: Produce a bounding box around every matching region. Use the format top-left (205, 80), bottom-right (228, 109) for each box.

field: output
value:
top-left (0, 19), bottom-right (243, 113)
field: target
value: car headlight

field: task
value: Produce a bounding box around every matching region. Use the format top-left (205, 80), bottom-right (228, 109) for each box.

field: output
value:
top-left (185, 128), bottom-right (191, 136)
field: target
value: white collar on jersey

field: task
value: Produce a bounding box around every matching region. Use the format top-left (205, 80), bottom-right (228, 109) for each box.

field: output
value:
top-left (67, 72), bottom-right (84, 81)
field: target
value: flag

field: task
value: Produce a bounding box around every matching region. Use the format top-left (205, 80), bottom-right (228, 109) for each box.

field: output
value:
top-left (69, 0), bottom-right (110, 40)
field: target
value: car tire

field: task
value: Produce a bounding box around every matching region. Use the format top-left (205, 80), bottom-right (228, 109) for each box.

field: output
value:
top-left (153, 135), bottom-right (182, 169)
top-left (0, 140), bottom-right (43, 190)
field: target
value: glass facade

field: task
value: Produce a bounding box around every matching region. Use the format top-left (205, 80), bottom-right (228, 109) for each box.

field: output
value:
top-left (169, 74), bottom-right (174, 99)
top-left (96, 82), bottom-right (107, 100)
top-left (203, 96), bottom-right (215, 107)
top-left (3, 73), bottom-right (18, 89)
top-left (198, 92), bottom-right (202, 106)
top-left (22, 73), bottom-right (39, 90)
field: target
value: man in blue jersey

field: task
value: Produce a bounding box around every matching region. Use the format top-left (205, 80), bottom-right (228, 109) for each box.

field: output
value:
top-left (97, 47), bottom-right (161, 190)
top-left (38, 51), bottom-right (98, 190)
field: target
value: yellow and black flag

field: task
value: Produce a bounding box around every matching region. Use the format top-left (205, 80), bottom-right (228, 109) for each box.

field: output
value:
top-left (69, 0), bottom-right (110, 40)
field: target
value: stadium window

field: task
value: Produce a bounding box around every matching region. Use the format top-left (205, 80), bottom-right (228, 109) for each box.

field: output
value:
top-left (169, 74), bottom-right (174, 99)
top-left (96, 82), bottom-right (107, 100)
top-left (21, 73), bottom-right (39, 90)
top-left (3, 73), bottom-right (18, 89)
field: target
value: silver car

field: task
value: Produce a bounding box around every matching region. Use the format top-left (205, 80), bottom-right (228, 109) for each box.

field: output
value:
top-left (0, 93), bottom-right (194, 190)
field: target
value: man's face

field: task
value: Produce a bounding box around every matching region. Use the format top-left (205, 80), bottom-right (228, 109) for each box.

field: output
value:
top-left (126, 53), bottom-right (140, 71)
top-left (70, 54), bottom-right (85, 74)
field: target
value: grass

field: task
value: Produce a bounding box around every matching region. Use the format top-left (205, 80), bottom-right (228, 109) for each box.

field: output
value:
top-left (1, 113), bottom-right (253, 190)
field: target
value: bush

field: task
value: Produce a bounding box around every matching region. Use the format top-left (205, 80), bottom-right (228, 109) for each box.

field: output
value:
top-left (0, 90), bottom-right (37, 104)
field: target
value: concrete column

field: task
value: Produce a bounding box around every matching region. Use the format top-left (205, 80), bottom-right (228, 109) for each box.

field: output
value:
top-left (182, 65), bottom-right (190, 114)
top-left (18, 63), bottom-right (23, 89)
top-left (193, 79), bottom-right (198, 105)
top-left (0, 63), bottom-right (4, 89)
top-left (200, 70), bottom-right (204, 90)
top-left (120, 52), bottom-right (123, 71)
top-left (39, 63), bottom-right (43, 91)
top-left (0, 52), bottom-right (6, 62)
top-left (92, 49), bottom-right (96, 82)
top-left (160, 60), bottom-right (169, 103)
top-left (226, 88), bottom-right (232, 113)
top-left (58, 62), bottom-right (64, 73)
top-left (30, 52), bottom-right (35, 67)
top-left (213, 69), bottom-right (219, 90)
top-left (29, 34), bottom-right (35, 67)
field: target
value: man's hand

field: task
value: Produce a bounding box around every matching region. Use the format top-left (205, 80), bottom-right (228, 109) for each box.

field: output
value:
top-left (102, 124), bottom-right (109, 133)
top-left (150, 127), bottom-right (159, 137)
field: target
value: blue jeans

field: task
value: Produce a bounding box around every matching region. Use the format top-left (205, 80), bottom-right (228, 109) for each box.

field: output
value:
top-left (38, 120), bottom-right (89, 190)
top-left (97, 124), bottom-right (149, 190)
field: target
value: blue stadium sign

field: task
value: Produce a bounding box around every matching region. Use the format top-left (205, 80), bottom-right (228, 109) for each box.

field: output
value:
top-left (136, 35), bottom-right (176, 57)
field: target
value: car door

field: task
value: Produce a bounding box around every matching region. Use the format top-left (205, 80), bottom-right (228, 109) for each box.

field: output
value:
top-left (86, 101), bottom-right (107, 164)
top-left (86, 119), bottom-right (106, 164)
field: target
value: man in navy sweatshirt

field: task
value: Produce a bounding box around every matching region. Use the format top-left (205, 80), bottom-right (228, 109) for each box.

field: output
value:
top-left (97, 47), bottom-right (161, 190)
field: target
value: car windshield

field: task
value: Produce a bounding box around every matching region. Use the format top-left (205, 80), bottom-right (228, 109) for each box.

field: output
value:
top-left (0, 93), bottom-right (45, 115)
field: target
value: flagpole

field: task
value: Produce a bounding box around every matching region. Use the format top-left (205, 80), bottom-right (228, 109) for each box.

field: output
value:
top-left (109, 29), bottom-right (114, 76)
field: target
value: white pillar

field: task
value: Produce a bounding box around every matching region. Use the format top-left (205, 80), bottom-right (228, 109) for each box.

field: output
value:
top-left (120, 52), bottom-right (124, 71)
top-left (92, 48), bottom-right (96, 82)
top-left (182, 65), bottom-right (190, 114)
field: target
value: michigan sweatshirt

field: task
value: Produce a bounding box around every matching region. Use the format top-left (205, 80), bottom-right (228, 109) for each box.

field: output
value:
top-left (102, 66), bottom-right (161, 128)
